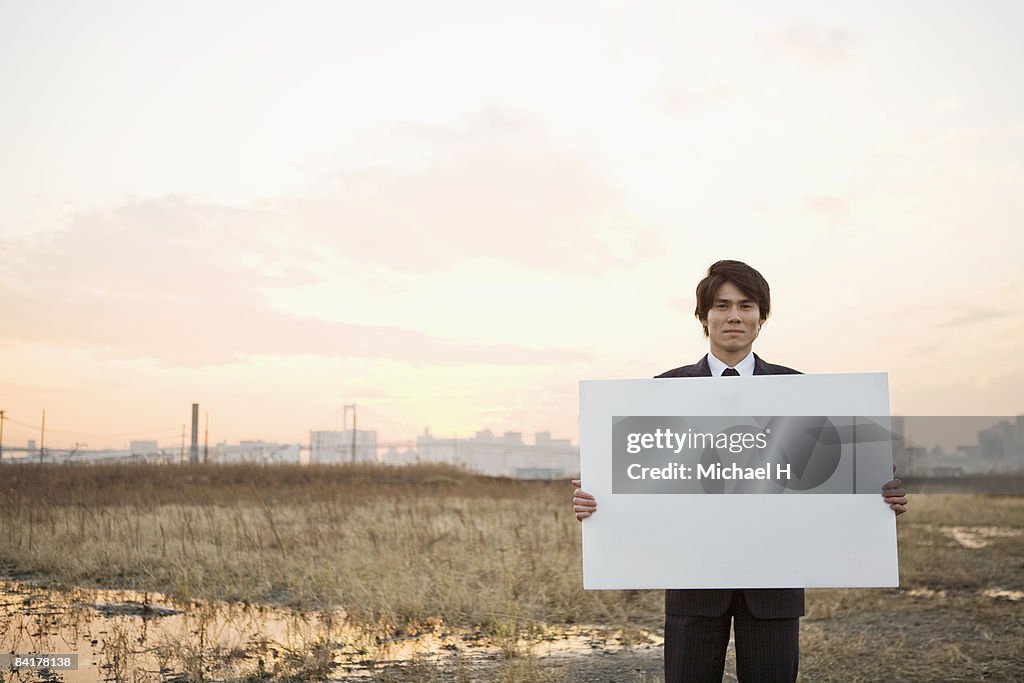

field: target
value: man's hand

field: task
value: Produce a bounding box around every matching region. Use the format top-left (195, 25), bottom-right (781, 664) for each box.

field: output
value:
top-left (572, 479), bottom-right (597, 521)
top-left (882, 466), bottom-right (908, 516)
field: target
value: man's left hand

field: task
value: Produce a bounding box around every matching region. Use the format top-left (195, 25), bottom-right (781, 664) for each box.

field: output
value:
top-left (881, 466), bottom-right (908, 516)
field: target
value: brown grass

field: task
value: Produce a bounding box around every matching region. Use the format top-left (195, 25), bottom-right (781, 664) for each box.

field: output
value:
top-left (0, 464), bottom-right (656, 631)
top-left (1, 464), bottom-right (1022, 681)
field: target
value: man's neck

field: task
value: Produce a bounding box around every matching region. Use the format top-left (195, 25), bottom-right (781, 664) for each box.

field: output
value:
top-left (709, 347), bottom-right (754, 368)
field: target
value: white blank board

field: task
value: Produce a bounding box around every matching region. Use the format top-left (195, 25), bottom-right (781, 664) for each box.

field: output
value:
top-left (579, 373), bottom-right (899, 589)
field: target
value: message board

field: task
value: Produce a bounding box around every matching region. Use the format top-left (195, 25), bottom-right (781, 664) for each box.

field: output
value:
top-left (578, 373), bottom-right (899, 589)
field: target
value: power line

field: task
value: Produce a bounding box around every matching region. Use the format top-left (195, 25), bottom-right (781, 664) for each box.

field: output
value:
top-left (1, 416), bottom-right (180, 439)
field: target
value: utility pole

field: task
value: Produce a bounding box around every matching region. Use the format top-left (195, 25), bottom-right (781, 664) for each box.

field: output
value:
top-left (343, 404), bottom-right (357, 463)
top-left (0, 409), bottom-right (5, 463)
top-left (204, 412), bottom-right (209, 464)
top-left (180, 424), bottom-right (185, 463)
top-left (67, 443), bottom-right (85, 463)
top-left (190, 403), bottom-right (199, 464)
top-left (40, 409), bottom-right (45, 463)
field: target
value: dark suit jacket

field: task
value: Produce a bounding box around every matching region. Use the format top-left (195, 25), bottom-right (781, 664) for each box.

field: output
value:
top-left (655, 353), bottom-right (806, 619)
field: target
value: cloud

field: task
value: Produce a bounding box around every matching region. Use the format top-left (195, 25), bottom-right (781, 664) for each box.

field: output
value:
top-left (661, 86), bottom-right (731, 114)
top-left (945, 308), bottom-right (1008, 327)
top-left (758, 26), bottom-right (858, 69)
top-left (803, 195), bottom-right (850, 220)
top-left (803, 195), bottom-right (848, 214)
top-left (0, 108), bottom-right (658, 367)
top-left (289, 108), bottom-right (661, 272)
top-left (0, 381), bottom-right (84, 396)
top-left (0, 197), bottom-right (585, 367)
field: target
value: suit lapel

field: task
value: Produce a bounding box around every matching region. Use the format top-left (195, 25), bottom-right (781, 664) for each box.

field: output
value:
top-left (753, 353), bottom-right (767, 376)
top-left (692, 354), bottom-right (712, 377)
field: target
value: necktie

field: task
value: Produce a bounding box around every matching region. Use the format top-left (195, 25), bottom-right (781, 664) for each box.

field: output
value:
top-left (722, 368), bottom-right (740, 376)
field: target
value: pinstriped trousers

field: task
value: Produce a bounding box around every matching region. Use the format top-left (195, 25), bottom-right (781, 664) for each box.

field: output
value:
top-left (664, 590), bottom-right (799, 682)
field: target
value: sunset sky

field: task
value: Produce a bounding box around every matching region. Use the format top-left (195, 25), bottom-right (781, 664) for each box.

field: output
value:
top-left (2, 1), bottom-right (1023, 450)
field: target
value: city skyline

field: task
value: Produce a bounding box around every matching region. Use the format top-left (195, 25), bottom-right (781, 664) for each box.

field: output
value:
top-left (0, 403), bottom-right (581, 453)
top-left (3, 2), bottom-right (1024, 449)
top-left (4, 409), bottom-right (1023, 460)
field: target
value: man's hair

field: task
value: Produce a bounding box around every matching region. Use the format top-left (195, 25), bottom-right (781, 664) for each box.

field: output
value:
top-left (694, 260), bottom-right (771, 337)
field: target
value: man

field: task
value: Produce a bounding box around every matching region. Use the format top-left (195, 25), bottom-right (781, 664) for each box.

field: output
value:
top-left (572, 260), bottom-right (908, 682)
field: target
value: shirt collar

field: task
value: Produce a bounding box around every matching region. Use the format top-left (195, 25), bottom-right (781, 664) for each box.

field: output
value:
top-left (707, 350), bottom-right (755, 377)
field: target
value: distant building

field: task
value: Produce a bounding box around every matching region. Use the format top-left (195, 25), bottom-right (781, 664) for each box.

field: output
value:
top-left (415, 428), bottom-right (579, 479)
top-left (920, 466), bottom-right (965, 477)
top-left (892, 415), bottom-right (1024, 475)
top-left (890, 416), bottom-right (905, 452)
top-left (215, 441), bottom-right (300, 464)
top-left (309, 430), bottom-right (378, 463)
top-left (893, 440), bottom-right (925, 475)
top-left (130, 440), bottom-right (159, 454)
top-left (978, 418), bottom-right (1024, 465)
top-left (70, 448), bottom-right (176, 464)
top-left (536, 431), bottom-right (572, 448)
top-left (980, 425), bottom-right (1006, 459)
top-left (379, 445), bottom-right (419, 466)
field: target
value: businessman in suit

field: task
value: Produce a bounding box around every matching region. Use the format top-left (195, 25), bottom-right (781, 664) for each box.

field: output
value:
top-left (572, 260), bottom-right (908, 682)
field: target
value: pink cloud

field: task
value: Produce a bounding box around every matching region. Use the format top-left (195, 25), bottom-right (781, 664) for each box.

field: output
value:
top-left (289, 109), bottom-right (661, 272)
top-left (1, 109), bottom-right (658, 367)
top-left (758, 26), bottom-right (858, 69)
top-left (0, 197), bottom-right (586, 367)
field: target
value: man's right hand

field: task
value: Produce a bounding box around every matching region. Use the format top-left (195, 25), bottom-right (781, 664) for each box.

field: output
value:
top-left (572, 479), bottom-right (597, 521)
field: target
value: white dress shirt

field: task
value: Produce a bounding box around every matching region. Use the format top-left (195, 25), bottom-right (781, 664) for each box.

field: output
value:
top-left (707, 350), bottom-right (755, 377)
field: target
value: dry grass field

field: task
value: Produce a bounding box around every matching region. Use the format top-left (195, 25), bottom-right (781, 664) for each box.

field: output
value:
top-left (1, 463), bottom-right (1022, 681)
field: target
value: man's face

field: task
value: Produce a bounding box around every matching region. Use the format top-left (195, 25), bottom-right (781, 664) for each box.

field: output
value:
top-left (702, 281), bottom-right (762, 358)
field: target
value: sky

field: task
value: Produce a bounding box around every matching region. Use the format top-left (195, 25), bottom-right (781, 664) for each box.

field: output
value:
top-left (2, 0), bottom-right (1023, 450)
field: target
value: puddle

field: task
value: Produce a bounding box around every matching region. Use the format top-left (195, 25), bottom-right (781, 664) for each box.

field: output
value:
top-left (937, 526), bottom-right (1022, 549)
top-left (982, 588), bottom-right (1024, 602)
top-left (0, 579), bottom-right (657, 682)
top-left (903, 587), bottom-right (947, 599)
